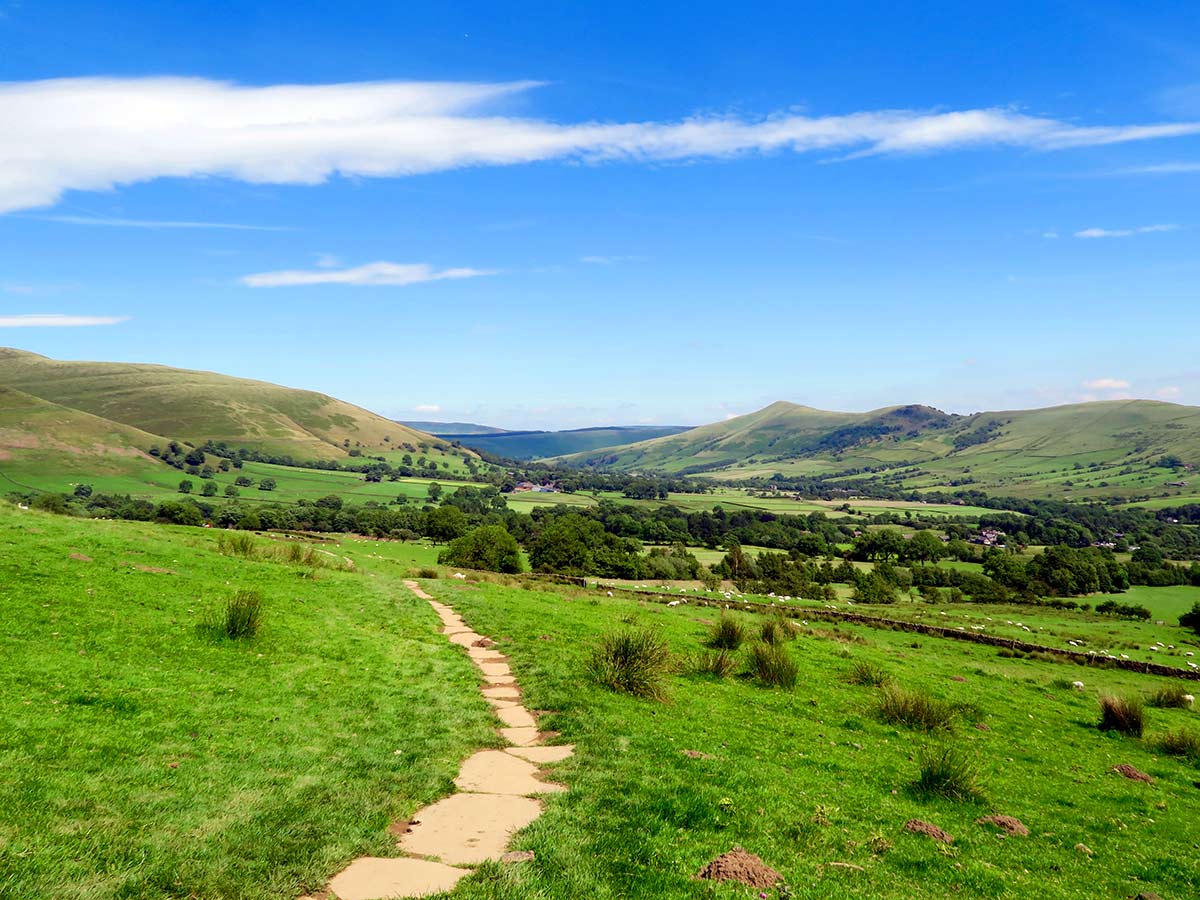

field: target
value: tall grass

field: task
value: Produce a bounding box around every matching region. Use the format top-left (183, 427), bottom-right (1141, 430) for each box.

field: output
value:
top-left (1155, 728), bottom-right (1200, 761)
top-left (706, 615), bottom-right (746, 650)
top-left (216, 532), bottom-right (258, 558)
top-left (1098, 694), bottom-right (1145, 737)
top-left (589, 629), bottom-right (673, 700)
top-left (216, 533), bottom-right (352, 571)
top-left (220, 590), bottom-right (264, 640)
top-left (1146, 683), bottom-right (1191, 709)
top-left (847, 660), bottom-right (892, 687)
top-left (688, 649), bottom-right (739, 678)
top-left (912, 744), bottom-right (984, 801)
top-left (747, 643), bottom-right (798, 688)
top-left (759, 618), bottom-right (795, 646)
top-left (877, 684), bottom-right (956, 731)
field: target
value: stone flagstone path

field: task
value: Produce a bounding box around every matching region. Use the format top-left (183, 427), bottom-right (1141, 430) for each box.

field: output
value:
top-left (310, 580), bottom-right (572, 900)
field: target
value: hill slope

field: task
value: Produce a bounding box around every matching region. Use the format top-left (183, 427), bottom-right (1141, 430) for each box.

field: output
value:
top-left (436, 425), bottom-right (692, 459)
top-left (560, 399), bottom-right (1200, 501)
top-left (0, 348), bottom-right (451, 461)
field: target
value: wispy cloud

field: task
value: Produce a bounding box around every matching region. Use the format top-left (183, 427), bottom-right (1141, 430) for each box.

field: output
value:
top-left (1074, 224), bottom-right (1180, 238)
top-left (0, 313), bottom-right (128, 327)
top-left (1118, 161), bottom-right (1200, 175)
top-left (414, 404), bottom-right (441, 413)
top-left (1082, 377), bottom-right (1131, 390)
top-left (580, 254), bottom-right (643, 265)
top-left (32, 214), bottom-right (296, 230)
top-left (314, 253), bottom-right (341, 268)
top-left (241, 260), bottom-right (495, 287)
top-left (2, 77), bottom-right (1200, 213)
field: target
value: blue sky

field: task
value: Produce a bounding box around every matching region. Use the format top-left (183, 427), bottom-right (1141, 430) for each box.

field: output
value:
top-left (1, 1), bottom-right (1198, 429)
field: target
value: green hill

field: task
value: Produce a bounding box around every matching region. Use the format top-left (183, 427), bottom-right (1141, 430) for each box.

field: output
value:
top-left (560, 399), bottom-right (1200, 501)
top-left (399, 420), bottom-right (512, 436)
top-left (0, 348), bottom-right (453, 461)
top-left (436, 425), bottom-right (692, 459)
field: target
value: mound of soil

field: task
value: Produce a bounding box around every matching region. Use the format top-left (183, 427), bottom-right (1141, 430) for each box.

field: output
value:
top-left (1113, 764), bottom-right (1152, 783)
top-left (976, 815), bottom-right (1029, 836)
top-left (904, 819), bottom-right (954, 843)
top-left (69, 553), bottom-right (92, 562)
top-left (975, 722), bottom-right (991, 732)
top-left (695, 847), bottom-right (780, 888)
top-left (471, 637), bottom-right (495, 648)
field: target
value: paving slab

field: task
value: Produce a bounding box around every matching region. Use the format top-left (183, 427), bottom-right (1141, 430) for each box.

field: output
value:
top-left (481, 685), bottom-right (520, 700)
top-left (500, 726), bottom-right (540, 746)
top-left (327, 856), bottom-right (468, 899)
top-left (495, 705), bottom-right (537, 729)
top-left (399, 792), bottom-right (543, 865)
top-left (506, 745), bottom-right (575, 764)
top-left (454, 750), bottom-right (566, 796)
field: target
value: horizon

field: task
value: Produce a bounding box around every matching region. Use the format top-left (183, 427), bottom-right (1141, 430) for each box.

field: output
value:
top-left (2, 2), bottom-right (1199, 429)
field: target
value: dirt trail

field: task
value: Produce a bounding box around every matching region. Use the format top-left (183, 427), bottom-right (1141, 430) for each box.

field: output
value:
top-left (310, 580), bottom-right (573, 900)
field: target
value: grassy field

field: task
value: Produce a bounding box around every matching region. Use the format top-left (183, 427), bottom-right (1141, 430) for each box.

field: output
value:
top-left (0, 504), bottom-right (496, 900)
top-left (425, 578), bottom-right (1200, 900)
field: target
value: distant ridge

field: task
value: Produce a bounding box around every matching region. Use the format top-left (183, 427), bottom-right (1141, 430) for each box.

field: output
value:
top-left (426, 424), bottom-right (693, 459)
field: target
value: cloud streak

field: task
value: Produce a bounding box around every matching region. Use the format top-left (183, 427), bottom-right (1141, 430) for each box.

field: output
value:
top-left (32, 214), bottom-right (297, 230)
top-left (0, 313), bottom-right (128, 327)
top-left (1082, 377), bottom-right (1131, 390)
top-left (3, 77), bottom-right (1200, 213)
top-left (241, 260), bottom-right (494, 287)
top-left (1074, 224), bottom-right (1180, 238)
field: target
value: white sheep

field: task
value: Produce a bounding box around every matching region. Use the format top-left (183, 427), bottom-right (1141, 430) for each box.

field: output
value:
top-left (667, 600), bottom-right (681, 607)
top-left (1071, 681), bottom-right (1085, 690)
top-left (1183, 694), bottom-right (1194, 705)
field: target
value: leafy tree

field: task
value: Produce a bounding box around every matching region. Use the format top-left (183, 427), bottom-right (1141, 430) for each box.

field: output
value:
top-left (425, 505), bottom-right (468, 541)
top-left (1179, 602), bottom-right (1200, 636)
top-left (235, 475), bottom-right (255, 487)
top-left (178, 479), bottom-right (194, 494)
top-left (201, 481), bottom-right (219, 497)
top-left (258, 478), bottom-right (277, 492)
top-left (72, 484), bottom-right (93, 498)
top-left (224, 485), bottom-right (240, 498)
top-left (438, 525), bottom-right (523, 573)
top-left (427, 482), bottom-right (443, 502)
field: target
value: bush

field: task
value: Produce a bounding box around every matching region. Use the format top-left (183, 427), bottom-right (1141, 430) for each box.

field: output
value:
top-left (877, 685), bottom-right (956, 731)
top-left (416, 567), bottom-right (439, 579)
top-left (1147, 683), bottom-right (1192, 709)
top-left (1156, 728), bottom-right (1200, 761)
top-left (912, 744), bottom-right (983, 801)
top-left (706, 615), bottom-right (746, 650)
top-left (1098, 694), bottom-right (1145, 737)
top-left (588, 629), bottom-right (672, 700)
top-left (1179, 602), bottom-right (1200, 636)
top-left (689, 649), bottom-right (738, 678)
top-left (221, 590), bottom-right (264, 640)
top-left (438, 524), bottom-right (523, 574)
top-left (217, 532), bottom-right (258, 557)
top-left (847, 660), bottom-right (892, 687)
top-left (747, 642), bottom-right (798, 689)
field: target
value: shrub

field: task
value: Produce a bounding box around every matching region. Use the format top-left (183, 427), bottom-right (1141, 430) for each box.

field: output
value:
top-left (706, 615), bottom-right (746, 650)
top-left (221, 590), bottom-right (264, 640)
top-left (1147, 683), bottom-right (1191, 709)
top-left (1156, 728), bottom-right (1200, 761)
top-left (1098, 694), bottom-right (1145, 737)
top-left (438, 524), bottom-right (523, 574)
top-left (1179, 602), bottom-right (1200, 636)
top-left (747, 642), bottom-right (798, 689)
top-left (689, 649), bottom-right (738, 678)
top-left (847, 660), bottom-right (892, 687)
top-left (912, 744), bottom-right (984, 801)
top-left (877, 685), bottom-right (956, 731)
top-left (416, 567), bottom-right (439, 579)
top-left (589, 629), bottom-right (672, 700)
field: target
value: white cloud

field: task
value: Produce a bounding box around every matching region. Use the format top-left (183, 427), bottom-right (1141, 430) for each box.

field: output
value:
top-left (2, 77), bottom-right (1200, 213)
top-left (0, 313), bottom-right (128, 327)
top-left (414, 404), bottom-right (441, 413)
top-left (314, 253), bottom-right (341, 268)
top-left (1120, 161), bottom-right (1200, 175)
top-left (1082, 377), bottom-right (1131, 390)
top-left (31, 214), bottom-right (295, 230)
top-left (580, 254), bottom-right (642, 265)
top-left (241, 260), bottom-right (494, 287)
top-left (1074, 224), bottom-right (1180, 238)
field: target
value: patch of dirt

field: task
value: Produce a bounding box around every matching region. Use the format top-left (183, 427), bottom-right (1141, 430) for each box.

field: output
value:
top-left (976, 815), bottom-right (1029, 836)
top-left (904, 819), bottom-right (954, 843)
top-left (695, 847), bottom-right (781, 888)
top-left (502, 850), bottom-right (535, 863)
top-left (69, 553), bottom-right (92, 562)
top-left (681, 749), bottom-right (715, 760)
top-left (950, 675), bottom-right (967, 682)
top-left (387, 818), bottom-right (416, 837)
top-left (471, 637), bottom-right (495, 648)
top-left (975, 722), bottom-right (991, 732)
top-left (1113, 764), bottom-right (1152, 783)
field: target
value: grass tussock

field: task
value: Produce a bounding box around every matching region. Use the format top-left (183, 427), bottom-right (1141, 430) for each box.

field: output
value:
top-left (706, 615), bottom-right (746, 650)
top-left (416, 567), bottom-right (439, 579)
top-left (1147, 683), bottom-right (1192, 709)
top-left (877, 684), bottom-right (956, 731)
top-left (759, 618), bottom-right (796, 646)
top-left (912, 744), bottom-right (984, 802)
top-left (200, 589), bottom-right (265, 641)
top-left (217, 532), bottom-right (353, 571)
top-left (589, 628), bottom-right (672, 700)
top-left (847, 660), bottom-right (892, 687)
top-left (689, 648), bottom-right (739, 678)
top-left (1098, 694), bottom-right (1145, 737)
top-left (747, 642), bottom-right (798, 689)
top-left (216, 532), bottom-right (257, 557)
top-left (1155, 728), bottom-right (1200, 761)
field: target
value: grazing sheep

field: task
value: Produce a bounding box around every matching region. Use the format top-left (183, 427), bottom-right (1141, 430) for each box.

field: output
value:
top-left (1183, 694), bottom-right (1195, 706)
top-left (1072, 681), bottom-right (1085, 690)
top-left (667, 600), bottom-right (680, 607)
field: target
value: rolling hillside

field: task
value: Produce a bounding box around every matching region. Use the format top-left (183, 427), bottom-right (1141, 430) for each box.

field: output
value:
top-left (431, 425), bottom-right (692, 459)
top-left (560, 399), bottom-right (1200, 501)
top-left (0, 348), bottom-right (452, 461)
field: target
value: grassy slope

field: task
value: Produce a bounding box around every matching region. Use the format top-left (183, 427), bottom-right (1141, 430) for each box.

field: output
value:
top-left (0, 505), bottom-right (496, 900)
top-left (446, 426), bottom-right (692, 460)
top-left (430, 579), bottom-right (1200, 900)
top-left (560, 399), bottom-right (1200, 501)
top-left (0, 347), bottom-right (455, 461)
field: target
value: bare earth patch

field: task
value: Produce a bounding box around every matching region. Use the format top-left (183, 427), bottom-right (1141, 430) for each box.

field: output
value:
top-left (681, 749), bottom-right (716, 760)
top-left (69, 553), bottom-right (92, 562)
top-left (904, 819), bottom-right (954, 843)
top-left (976, 815), bottom-right (1029, 836)
top-left (1113, 763), bottom-right (1153, 783)
top-left (695, 847), bottom-right (781, 888)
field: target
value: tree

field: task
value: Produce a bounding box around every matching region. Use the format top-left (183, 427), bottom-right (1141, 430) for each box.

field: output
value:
top-left (427, 482), bottom-right (443, 502)
top-left (258, 478), bottom-right (277, 492)
top-left (178, 479), bottom-right (194, 494)
top-left (201, 481), bottom-right (219, 497)
top-left (1180, 602), bottom-right (1200, 636)
top-left (235, 475), bottom-right (255, 487)
top-left (224, 484), bottom-right (240, 498)
top-left (904, 530), bottom-right (945, 565)
top-left (438, 525), bottom-right (523, 573)
top-left (73, 484), bottom-right (93, 499)
top-left (425, 505), bottom-right (468, 541)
